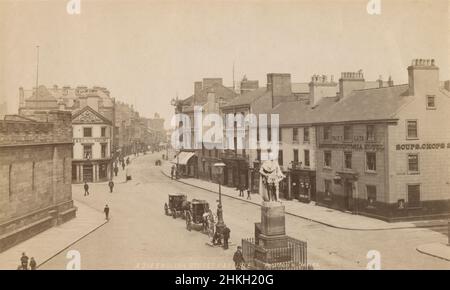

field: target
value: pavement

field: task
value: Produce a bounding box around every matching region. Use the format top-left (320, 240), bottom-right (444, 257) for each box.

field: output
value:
top-left (0, 200), bottom-right (106, 270)
top-left (161, 163), bottom-right (447, 231)
top-left (416, 243), bottom-right (450, 262)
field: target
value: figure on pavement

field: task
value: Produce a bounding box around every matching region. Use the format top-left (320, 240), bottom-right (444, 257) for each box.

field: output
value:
top-left (104, 204), bottom-right (110, 220)
top-left (84, 182), bottom-right (89, 196)
top-left (29, 257), bottom-right (37, 270)
top-left (222, 226), bottom-right (231, 250)
top-left (233, 246), bottom-right (246, 270)
top-left (114, 166), bottom-right (119, 177)
top-left (108, 180), bottom-right (114, 193)
top-left (20, 252), bottom-right (29, 270)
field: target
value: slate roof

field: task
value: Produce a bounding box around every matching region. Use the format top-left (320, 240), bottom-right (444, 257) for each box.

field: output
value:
top-left (221, 87), bottom-right (269, 109)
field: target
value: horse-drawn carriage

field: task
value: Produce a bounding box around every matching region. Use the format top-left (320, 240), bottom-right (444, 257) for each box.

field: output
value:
top-left (164, 193), bottom-right (188, 219)
top-left (185, 199), bottom-right (210, 231)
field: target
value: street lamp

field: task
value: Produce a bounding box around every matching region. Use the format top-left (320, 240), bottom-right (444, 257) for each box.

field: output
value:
top-left (214, 162), bottom-right (226, 234)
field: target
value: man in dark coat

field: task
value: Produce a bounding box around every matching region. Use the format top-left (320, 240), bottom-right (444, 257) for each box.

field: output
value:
top-left (84, 182), bottom-right (89, 196)
top-left (114, 166), bottom-right (119, 177)
top-left (20, 252), bottom-right (29, 270)
top-left (222, 226), bottom-right (231, 250)
top-left (233, 246), bottom-right (246, 270)
top-left (108, 180), bottom-right (114, 193)
top-left (29, 257), bottom-right (37, 270)
top-left (104, 204), bottom-right (110, 220)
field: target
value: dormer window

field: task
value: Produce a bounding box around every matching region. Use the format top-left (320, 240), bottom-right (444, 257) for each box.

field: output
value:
top-left (426, 95), bottom-right (436, 109)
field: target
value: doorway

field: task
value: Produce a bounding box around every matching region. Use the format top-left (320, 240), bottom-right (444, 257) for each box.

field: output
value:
top-left (83, 164), bottom-right (93, 182)
top-left (344, 180), bottom-right (354, 211)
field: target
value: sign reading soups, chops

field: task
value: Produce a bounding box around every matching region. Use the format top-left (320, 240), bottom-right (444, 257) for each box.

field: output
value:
top-left (396, 143), bottom-right (450, 150)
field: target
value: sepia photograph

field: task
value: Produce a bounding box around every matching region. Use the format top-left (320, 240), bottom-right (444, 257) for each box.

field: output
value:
top-left (0, 0), bottom-right (449, 279)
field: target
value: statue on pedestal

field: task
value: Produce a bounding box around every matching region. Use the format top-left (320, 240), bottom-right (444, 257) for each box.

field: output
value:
top-left (259, 159), bottom-right (285, 202)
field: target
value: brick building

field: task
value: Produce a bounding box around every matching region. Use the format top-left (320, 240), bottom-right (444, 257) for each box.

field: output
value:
top-left (0, 111), bottom-right (76, 252)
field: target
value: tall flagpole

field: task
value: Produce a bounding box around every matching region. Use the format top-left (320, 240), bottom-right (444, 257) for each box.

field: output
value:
top-left (35, 45), bottom-right (40, 97)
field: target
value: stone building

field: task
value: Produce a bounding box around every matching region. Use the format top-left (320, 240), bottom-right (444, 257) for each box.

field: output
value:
top-left (71, 106), bottom-right (113, 183)
top-left (0, 110), bottom-right (76, 252)
top-left (312, 59), bottom-right (450, 221)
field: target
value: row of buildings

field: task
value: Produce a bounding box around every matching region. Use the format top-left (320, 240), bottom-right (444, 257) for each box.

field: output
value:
top-left (173, 59), bottom-right (450, 222)
top-left (17, 85), bottom-right (166, 183)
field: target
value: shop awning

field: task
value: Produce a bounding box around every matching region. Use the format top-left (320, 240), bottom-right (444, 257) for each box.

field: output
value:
top-left (171, 152), bottom-right (196, 165)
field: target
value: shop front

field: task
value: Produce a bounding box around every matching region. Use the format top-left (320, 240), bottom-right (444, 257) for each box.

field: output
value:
top-left (290, 168), bottom-right (316, 203)
top-left (72, 160), bottom-right (112, 183)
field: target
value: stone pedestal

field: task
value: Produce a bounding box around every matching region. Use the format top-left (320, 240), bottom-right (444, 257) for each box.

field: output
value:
top-left (258, 201), bottom-right (287, 249)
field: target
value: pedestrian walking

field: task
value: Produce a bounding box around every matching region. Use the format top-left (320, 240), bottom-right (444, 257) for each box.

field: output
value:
top-left (20, 252), bottom-right (29, 270)
top-left (83, 182), bottom-right (89, 196)
top-left (237, 184), bottom-right (244, 197)
top-left (247, 188), bottom-right (251, 200)
top-left (171, 165), bottom-right (175, 180)
top-left (29, 257), bottom-right (37, 270)
top-left (233, 246), bottom-right (246, 270)
top-left (222, 226), bottom-right (231, 250)
top-left (114, 166), bottom-right (119, 177)
top-left (122, 161), bottom-right (125, 170)
top-left (126, 157), bottom-right (130, 165)
top-left (108, 180), bottom-right (114, 193)
top-left (104, 204), bottom-right (110, 220)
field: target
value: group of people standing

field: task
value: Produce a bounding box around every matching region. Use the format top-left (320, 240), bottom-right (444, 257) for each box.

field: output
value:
top-left (18, 252), bottom-right (36, 270)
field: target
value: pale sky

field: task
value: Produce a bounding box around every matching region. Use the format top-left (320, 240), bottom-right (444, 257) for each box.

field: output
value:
top-left (0, 0), bottom-right (449, 128)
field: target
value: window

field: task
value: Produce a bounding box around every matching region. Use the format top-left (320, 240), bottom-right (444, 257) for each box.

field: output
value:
top-left (268, 127), bottom-right (271, 141)
top-left (408, 154), bottom-right (419, 173)
top-left (366, 125), bottom-right (375, 141)
top-left (344, 152), bottom-right (352, 169)
top-left (101, 143), bottom-right (107, 158)
top-left (304, 127), bottom-right (310, 142)
top-left (83, 145), bottom-right (93, 159)
top-left (344, 125), bottom-right (352, 141)
top-left (407, 184), bottom-right (421, 208)
top-left (293, 128), bottom-right (298, 142)
top-left (293, 149), bottom-right (299, 164)
top-left (279, 128), bottom-right (282, 142)
top-left (323, 126), bottom-right (331, 140)
top-left (257, 149), bottom-right (261, 161)
top-left (426, 95), bottom-right (436, 109)
top-left (324, 151), bottom-right (332, 168)
top-left (101, 127), bottom-right (106, 137)
top-left (366, 152), bottom-right (376, 172)
top-left (407, 120), bottom-right (418, 139)
top-left (366, 185), bottom-right (377, 205)
top-left (83, 127), bottom-right (92, 137)
top-left (234, 137), bottom-right (237, 153)
top-left (324, 179), bottom-right (332, 197)
top-left (278, 150), bottom-right (283, 166)
top-left (304, 150), bottom-right (310, 167)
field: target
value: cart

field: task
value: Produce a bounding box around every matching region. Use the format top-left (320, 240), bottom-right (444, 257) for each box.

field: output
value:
top-left (186, 199), bottom-right (210, 231)
top-left (165, 193), bottom-right (187, 219)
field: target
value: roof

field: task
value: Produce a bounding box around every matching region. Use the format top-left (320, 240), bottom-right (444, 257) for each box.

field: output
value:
top-left (270, 97), bottom-right (338, 126)
top-left (311, 84), bottom-right (411, 124)
top-left (221, 87), bottom-right (269, 109)
top-left (291, 83), bottom-right (310, 94)
top-left (26, 86), bottom-right (57, 101)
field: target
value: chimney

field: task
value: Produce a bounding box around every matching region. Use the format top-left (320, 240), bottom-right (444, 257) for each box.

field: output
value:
top-left (339, 70), bottom-right (365, 99)
top-left (194, 81), bottom-right (202, 96)
top-left (309, 74), bottom-right (338, 106)
top-left (408, 59), bottom-right (439, 96)
top-left (19, 87), bottom-right (24, 108)
top-left (388, 76), bottom-right (394, 87)
top-left (240, 76), bottom-right (259, 95)
top-left (202, 78), bottom-right (223, 89)
top-left (267, 73), bottom-right (292, 108)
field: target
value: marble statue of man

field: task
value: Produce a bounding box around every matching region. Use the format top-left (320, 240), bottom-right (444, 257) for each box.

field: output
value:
top-left (259, 158), bottom-right (285, 202)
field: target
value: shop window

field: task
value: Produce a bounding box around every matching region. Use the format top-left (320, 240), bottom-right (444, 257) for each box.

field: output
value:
top-left (83, 127), bottom-right (92, 137)
top-left (366, 152), bottom-right (376, 172)
top-left (304, 127), bottom-right (310, 142)
top-left (344, 125), bottom-right (352, 141)
top-left (366, 185), bottom-right (377, 207)
top-left (408, 154), bottom-right (419, 174)
top-left (344, 151), bottom-right (352, 169)
top-left (304, 150), bottom-right (310, 167)
top-left (293, 128), bottom-right (298, 142)
top-left (426, 95), bottom-right (436, 109)
top-left (323, 126), bottom-right (331, 140)
top-left (406, 120), bottom-right (418, 139)
top-left (366, 125), bottom-right (375, 142)
top-left (324, 151), bottom-right (332, 168)
top-left (407, 184), bottom-right (421, 208)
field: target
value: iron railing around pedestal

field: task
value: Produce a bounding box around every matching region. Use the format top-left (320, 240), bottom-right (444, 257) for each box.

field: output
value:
top-left (242, 237), bottom-right (309, 270)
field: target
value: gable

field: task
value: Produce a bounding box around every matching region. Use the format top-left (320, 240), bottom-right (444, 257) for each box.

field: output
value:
top-left (72, 107), bottom-right (111, 124)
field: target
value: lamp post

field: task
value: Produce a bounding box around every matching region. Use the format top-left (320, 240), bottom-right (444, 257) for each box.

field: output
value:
top-left (214, 162), bottom-right (226, 234)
